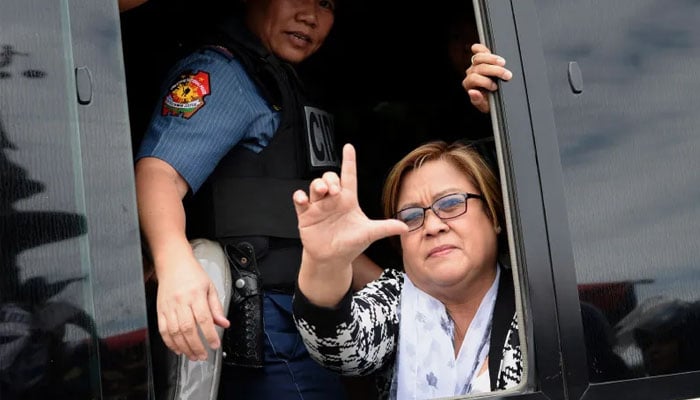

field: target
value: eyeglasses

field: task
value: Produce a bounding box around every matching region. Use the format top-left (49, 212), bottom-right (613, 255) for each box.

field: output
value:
top-left (394, 192), bottom-right (484, 232)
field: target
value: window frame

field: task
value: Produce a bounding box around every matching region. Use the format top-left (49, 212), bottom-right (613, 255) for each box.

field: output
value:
top-left (0, 0), bottom-right (151, 398)
top-left (484, 0), bottom-right (700, 399)
top-left (67, 0), bottom-right (152, 397)
top-left (475, 0), bottom-right (568, 398)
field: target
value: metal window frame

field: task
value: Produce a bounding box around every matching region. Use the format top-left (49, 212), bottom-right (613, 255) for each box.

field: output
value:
top-left (481, 0), bottom-right (700, 399)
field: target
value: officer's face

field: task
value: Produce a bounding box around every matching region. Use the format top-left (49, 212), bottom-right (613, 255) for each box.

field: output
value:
top-left (246, 0), bottom-right (335, 64)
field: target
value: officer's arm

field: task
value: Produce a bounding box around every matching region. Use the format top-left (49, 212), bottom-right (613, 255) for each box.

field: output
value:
top-left (135, 157), bottom-right (190, 264)
top-left (135, 157), bottom-right (229, 361)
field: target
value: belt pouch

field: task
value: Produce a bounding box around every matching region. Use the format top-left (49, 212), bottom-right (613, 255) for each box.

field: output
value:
top-left (222, 242), bottom-right (264, 368)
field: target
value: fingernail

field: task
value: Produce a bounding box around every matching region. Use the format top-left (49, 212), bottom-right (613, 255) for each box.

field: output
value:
top-left (496, 57), bottom-right (506, 65)
top-left (504, 70), bottom-right (513, 80)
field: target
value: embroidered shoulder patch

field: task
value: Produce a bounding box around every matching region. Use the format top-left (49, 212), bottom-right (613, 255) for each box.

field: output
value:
top-left (161, 71), bottom-right (211, 119)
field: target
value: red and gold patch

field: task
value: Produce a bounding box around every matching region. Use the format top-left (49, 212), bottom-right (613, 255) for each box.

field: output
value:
top-left (161, 71), bottom-right (211, 119)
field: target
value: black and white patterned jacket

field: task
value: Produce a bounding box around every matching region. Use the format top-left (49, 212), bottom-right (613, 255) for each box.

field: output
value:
top-left (293, 266), bottom-right (523, 398)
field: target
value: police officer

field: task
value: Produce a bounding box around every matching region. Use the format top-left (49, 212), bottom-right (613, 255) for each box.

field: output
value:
top-left (134, 0), bottom-right (354, 398)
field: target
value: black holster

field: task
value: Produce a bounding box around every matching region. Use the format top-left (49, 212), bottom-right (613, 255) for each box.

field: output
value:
top-left (221, 242), bottom-right (264, 368)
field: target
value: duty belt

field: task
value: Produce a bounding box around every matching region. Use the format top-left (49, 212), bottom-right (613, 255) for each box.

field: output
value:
top-left (218, 236), bottom-right (300, 293)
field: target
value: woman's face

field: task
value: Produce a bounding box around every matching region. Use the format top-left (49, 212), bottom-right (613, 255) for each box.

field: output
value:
top-left (397, 159), bottom-right (498, 298)
top-left (246, 0), bottom-right (335, 64)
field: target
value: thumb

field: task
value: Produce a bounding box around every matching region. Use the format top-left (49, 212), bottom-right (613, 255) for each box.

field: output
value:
top-left (365, 219), bottom-right (409, 244)
top-left (468, 89), bottom-right (490, 113)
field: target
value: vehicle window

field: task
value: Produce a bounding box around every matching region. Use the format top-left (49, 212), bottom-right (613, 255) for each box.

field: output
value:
top-left (1, 2), bottom-right (101, 398)
top-left (533, 0), bottom-right (700, 380)
top-left (119, 0), bottom-right (528, 398)
top-left (315, 1), bottom-right (528, 397)
top-left (1, 1), bottom-right (149, 399)
top-left (320, 0), bottom-right (495, 268)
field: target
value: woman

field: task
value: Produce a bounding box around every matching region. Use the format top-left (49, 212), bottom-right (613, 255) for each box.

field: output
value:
top-left (292, 141), bottom-right (522, 399)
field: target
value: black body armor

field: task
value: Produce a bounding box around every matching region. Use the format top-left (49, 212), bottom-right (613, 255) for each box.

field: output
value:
top-left (185, 19), bottom-right (340, 290)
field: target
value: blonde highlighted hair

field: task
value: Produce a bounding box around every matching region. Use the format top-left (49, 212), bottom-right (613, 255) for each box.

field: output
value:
top-left (382, 141), bottom-right (503, 232)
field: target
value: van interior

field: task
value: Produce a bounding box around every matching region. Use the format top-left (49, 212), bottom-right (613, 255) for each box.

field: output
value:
top-left (119, 0), bottom-right (494, 270)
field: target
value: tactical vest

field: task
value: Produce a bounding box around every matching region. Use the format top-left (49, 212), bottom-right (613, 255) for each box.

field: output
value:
top-left (184, 20), bottom-right (340, 289)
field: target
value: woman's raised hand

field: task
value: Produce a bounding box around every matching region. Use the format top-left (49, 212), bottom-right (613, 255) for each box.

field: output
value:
top-left (293, 144), bottom-right (407, 267)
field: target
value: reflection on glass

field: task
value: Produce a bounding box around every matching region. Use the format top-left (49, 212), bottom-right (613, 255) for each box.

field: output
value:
top-left (2, 1), bottom-right (150, 398)
top-left (534, 0), bottom-right (700, 381)
top-left (618, 297), bottom-right (700, 376)
top-left (0, 115), bottom-right (95, 398)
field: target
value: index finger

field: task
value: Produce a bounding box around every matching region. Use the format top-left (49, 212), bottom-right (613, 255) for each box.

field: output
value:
top-left (471, 43), bottom-right (491, 55)
top-left (340, 143), bottom-right (357, 194)
top-left (175, 305), bottom-right (207, 360)
top-left (191, 295), bottom-right (220, 352)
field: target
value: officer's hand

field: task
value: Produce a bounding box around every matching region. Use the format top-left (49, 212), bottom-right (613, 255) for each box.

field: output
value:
top-left (463, 43), bottom-right (513, 113)
top-left (156, 256), bottom-right (230, 360)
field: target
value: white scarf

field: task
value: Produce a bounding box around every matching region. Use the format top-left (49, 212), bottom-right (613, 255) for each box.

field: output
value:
top-left (391, 267), bottom-right (500, 399)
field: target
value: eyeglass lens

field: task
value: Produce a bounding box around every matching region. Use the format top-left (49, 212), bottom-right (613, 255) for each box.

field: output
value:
top-left (396, 193), bottom-right (469, 231)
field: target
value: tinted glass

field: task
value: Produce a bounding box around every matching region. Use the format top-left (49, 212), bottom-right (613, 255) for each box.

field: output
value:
top-left (533, 0), bottom-right (700, 380)
top-left (1, 1), bottom-right (149, 399)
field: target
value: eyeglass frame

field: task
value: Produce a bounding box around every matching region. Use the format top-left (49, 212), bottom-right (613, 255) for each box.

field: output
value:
top-left (394, 192), bottom-right (484, 232)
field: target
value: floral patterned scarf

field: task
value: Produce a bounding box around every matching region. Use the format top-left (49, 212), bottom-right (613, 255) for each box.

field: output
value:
top-left (390, 267), bottom-right (500, 399)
